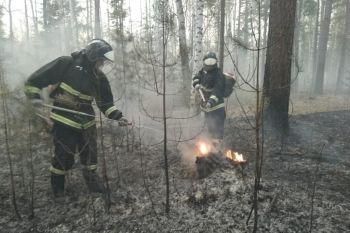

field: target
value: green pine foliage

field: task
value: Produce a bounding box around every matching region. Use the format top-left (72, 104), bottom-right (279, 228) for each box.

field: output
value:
top-left (44, 0), bottom-right (83, 31)
top-left (110, 0), bottom-right (127, 28)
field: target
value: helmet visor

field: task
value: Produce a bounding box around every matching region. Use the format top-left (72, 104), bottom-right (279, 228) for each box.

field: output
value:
top-left (203, 58), bottom-right (217, 66)
top-left (103, 51), bottom-right (114, 62)
top-left (100, 60), bottom-right (114, 74)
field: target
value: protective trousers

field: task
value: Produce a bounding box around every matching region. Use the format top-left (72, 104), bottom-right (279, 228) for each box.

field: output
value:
top-left (49, 123), bottom-right (97, 175)
top-left (205, 108), bottom-right (226, 140)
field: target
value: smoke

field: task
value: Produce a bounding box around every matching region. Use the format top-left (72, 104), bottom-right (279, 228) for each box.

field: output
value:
top-left (0, 10), bottom-right (244, 151)
top-left (0, 28), bottom-right (210, 149)
top-left (177, 134), bottom-right (214, 170)
top-left (0, 29), bottom-right (74, 91)
top-left (178, 141), bottom-right (197, 170)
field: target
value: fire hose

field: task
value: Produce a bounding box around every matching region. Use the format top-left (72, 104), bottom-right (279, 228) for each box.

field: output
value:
top-left (33, 103), bottom-right (206, 137)
top-left (34, 103), bottom-right (202, 132)
top-left (37, 103), bottom-right (132, 126)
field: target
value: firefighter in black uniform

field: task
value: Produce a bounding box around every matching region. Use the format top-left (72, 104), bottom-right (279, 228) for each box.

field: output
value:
top-left (25, 39), bottom-right (128, 199)
top-left (192, 52), bottom-right (226, 152)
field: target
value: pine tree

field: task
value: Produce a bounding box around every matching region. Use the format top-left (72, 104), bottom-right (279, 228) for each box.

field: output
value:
top-left (263, 0), bottom-right (297, 133)
top-left (0, 6), bottom-right (4, 39)
top-left (313, 0), bottom-right (334, 94)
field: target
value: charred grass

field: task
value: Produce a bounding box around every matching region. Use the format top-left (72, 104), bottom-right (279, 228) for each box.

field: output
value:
top-left (0, 95), bottom-right (350, 232)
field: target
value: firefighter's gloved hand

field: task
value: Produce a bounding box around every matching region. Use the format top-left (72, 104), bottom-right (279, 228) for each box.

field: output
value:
top-left (205, 102), bottom-right (212, 109)
top-left (194, 84), bottom-right (201, 91)
top-left (30, 98), bottom-right (43, 108)
top-left (118, 118), bottom-right (129, 127)
top-left (205, 99), bottom-right (214, 109)
top-left (109, 109), bottom-right (123, 120)
top-left (192, 77), bottom-right (200, 89)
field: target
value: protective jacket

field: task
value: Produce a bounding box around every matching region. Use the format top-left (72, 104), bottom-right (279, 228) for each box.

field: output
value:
top-left (192, 67), bottom-right (225, 112)
top-left (25, 52), bottom-right (122, 130)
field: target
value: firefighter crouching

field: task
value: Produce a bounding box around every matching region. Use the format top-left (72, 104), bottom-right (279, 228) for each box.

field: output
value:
top-left (192, 52), bottom-right (226, 153)
top-left (24, 39), bottom-right (129, 200)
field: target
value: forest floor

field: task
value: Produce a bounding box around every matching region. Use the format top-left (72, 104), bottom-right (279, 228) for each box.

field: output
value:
top-left (0, 94), bottom-right (350, 233)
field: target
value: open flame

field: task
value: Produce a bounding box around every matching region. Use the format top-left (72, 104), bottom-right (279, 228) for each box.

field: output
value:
top-left (197, 142), bottom-right (210, 155)
top-left (226, 150), bottom-right (246, 163)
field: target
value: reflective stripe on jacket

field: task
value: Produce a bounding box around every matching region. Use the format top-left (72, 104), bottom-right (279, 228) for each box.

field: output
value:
top-left (25, 53), bottom-right (121, 129)
top-left (193, 67), bottom-right (225, 112)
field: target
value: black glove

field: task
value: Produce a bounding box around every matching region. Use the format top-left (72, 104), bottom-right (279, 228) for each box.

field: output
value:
top-left (192, 76), bottom-right (200, 89)
top-left (205, 99), bottom-right (215, 109)
top-left (109, 110), bottom-right (123, 120)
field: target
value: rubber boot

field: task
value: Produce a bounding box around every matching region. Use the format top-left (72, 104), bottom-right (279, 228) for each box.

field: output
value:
top-left (51, 173), bottom-right (65, 202)
top-left (212, 139), bottom-right (223, 153)
top-left (218, 139), bottom-right (225, 154)
top-left (82, 168), bottom-right (106, 194)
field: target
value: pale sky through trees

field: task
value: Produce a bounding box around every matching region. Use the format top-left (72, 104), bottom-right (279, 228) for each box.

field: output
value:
top-left (0, 0), bottom-right (144, 40)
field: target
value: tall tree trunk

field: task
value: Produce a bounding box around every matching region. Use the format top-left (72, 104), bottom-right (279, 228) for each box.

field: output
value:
top-left (8, 0), bottom-right (14, 41)
top-left (313, 0), bottom-right (333, 95)
top-left (106, 0), bottom-right (111, 36)
top-left (191, 0), bottom-right (204, 77)
top-left (0, 7), bottom-right (4, 37)
top-left (263, 0), bottom-right (297, 133)
top-left (219, 0), bottom-right (225, 70)
top-left (215, 4), bottom-right (221, 52)
top-left (189, 1), bottom-right (194, 54)
top-left (69, 0), bottom-right (79, 49)
top-left (260, 0), bottom-right (269, 79)
top-left (329, 6), bottom-right (343, 82)
top-left (154, 0), bottom-right (164, 53)
top-left (59, 0), bottom-right (67, 52)
top-left (175, 0), bottom-right (191, 102)
top-left (145, 0), bottom-right (149, 36)
top-left (243, 0), bottom-right (249, 45)
top-left (43, 0), bottom-right (48, 30)
top-left (118, 0), bottom-right (124, 40)
top-left (24, 0), bottom-right (30, 40)
top-left (29, 0), bottom-right (38, 36)
top-left (336, 0), bottom-right (350, 91)
top-left (86, 0), bottom-right (91, 39)
top-left (0, 63), bottom-right (21, 220)
top-left (120, 0), bottom-right (127, 114)
top-left (94, 0), bottom-right (101, 37)
top-left (161, 0), bottom-right (170, 215)
top-left (237, 0), bottom-right (242, 37)
top-left (262, 0), bottom-right (269, 46)
top-left (232, 0), bottom-right (236, 36)
top-left (292, 0), bottom-right (304, 92)
top-left (311, 0), bottom-right (320, 91)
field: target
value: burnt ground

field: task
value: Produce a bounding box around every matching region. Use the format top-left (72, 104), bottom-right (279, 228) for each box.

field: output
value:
top-left (0, 103), bottom-right (350, 232)
top-left (225, 110), bottom-right (350, 233)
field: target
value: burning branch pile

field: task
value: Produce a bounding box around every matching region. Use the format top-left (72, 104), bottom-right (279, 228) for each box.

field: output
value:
top-left (193, 141), bottom-right (247, 179)
top-left (225, 150), bottom-right (247, 167)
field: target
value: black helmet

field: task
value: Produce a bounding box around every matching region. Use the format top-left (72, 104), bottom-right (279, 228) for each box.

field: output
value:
top-left (203, 51), bottom-right (217, 70)
top-left (203, 51), bottom-right (217, 61)
top-left (84, 39), bottom-right (114, 62)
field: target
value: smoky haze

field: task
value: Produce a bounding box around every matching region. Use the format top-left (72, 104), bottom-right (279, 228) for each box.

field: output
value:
top-left (0, 0), bottom-right (349, 157)
top-left (0, 31), bottom-right (208, 148)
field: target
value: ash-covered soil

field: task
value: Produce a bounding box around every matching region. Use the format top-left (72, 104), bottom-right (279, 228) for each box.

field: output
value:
top-left (1, 100), bottom-right (350, 232)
